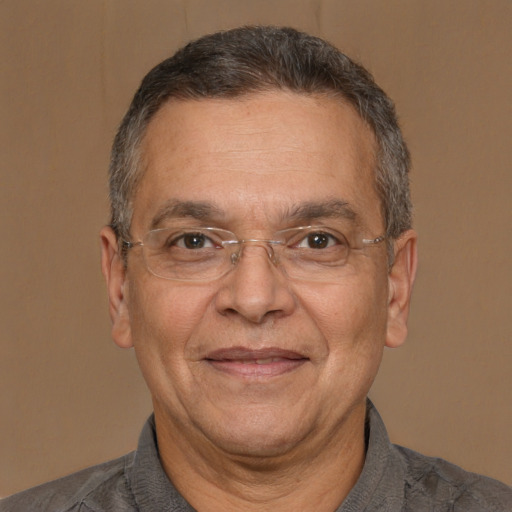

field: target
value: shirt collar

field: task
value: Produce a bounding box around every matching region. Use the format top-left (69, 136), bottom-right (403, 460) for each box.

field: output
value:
top-left (127, 400), bottom-right (404, 511)
top-left (127, 415), bottom-right (195, 511)
top-left (336, 400), bottom-right (406, 511)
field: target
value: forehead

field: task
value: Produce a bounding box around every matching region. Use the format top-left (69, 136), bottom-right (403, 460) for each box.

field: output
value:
top-left (133, 91), bottom-right (381, 232)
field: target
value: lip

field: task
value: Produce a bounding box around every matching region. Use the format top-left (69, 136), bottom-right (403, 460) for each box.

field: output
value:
top-left (204, 347), bottom-right (309, 378)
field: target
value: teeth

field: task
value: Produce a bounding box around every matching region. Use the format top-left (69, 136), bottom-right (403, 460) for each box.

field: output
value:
top-left (255, 358), bottom-right (276, 364)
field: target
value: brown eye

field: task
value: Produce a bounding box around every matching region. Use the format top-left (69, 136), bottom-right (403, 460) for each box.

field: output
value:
top-left (297, 232), bottom-right (339, 250)
top-left (176, 233), bottom-right (213, 249)
top-left (306, 233), bottom-right (331, 249)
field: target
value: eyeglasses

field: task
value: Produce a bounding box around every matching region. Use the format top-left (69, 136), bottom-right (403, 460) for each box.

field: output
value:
top-left (122, 225), bottom-right (385, 282)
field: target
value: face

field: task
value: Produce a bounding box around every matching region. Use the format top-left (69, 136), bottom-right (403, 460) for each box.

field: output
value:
top-left (101, 92), bottom-right (417, 463)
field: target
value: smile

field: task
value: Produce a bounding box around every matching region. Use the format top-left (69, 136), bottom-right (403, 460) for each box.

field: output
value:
top-left (230, 358), bottom-right (285, 365)
top-left (204, 348), bottom-right (309, 378)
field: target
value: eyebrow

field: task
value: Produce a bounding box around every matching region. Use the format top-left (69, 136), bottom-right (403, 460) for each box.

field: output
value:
top-left (284, 199), bottom-right (358, 224)
top-left (150, 200), bottom-right (225, 229)
top-left (150, 198), bottom-right (358, 229)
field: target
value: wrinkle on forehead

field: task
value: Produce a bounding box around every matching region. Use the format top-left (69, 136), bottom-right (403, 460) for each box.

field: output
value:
top-left (143, 92), bottom-right (375, 161)
top-left (134, 92), bottom-right (383, 235)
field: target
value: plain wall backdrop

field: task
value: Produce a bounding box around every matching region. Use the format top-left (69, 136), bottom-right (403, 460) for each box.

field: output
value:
top-left (1, 0), bottom-right (511, 496)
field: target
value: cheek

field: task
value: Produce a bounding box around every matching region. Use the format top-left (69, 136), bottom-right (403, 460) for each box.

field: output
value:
top-left (126, 278), bottom-right (220, 415)
top-left (127, 277), bottom-right (216, 360)
top-left (299, 271), bottom-right (388, 346)
top-left (299, 267), bottom-right (389, 389)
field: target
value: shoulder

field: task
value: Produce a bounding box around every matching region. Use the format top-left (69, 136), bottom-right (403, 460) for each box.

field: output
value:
top-left (395, 444), bottom-right (512, 511)
top-left (0, 453), bottom-right (137, 512)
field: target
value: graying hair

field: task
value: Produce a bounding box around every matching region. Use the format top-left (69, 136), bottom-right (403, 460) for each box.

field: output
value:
top-left (109, 26), bottom-right (411, 244)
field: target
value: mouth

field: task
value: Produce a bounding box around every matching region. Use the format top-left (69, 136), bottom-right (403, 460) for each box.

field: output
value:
top-left (204, 347), bottom-right (309, 378)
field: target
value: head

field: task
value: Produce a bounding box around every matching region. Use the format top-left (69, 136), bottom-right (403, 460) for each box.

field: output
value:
top-left (101, 26), bottom-right (417, 468)
top-left (109, 26), bottom-right (412, 248)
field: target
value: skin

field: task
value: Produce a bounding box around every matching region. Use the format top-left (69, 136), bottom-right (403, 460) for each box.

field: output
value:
top-left (101, 91), bottom-right (417, 511)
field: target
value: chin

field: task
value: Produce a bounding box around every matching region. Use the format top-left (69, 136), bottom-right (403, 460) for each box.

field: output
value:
top-left (202, 410), bottom-right (311, 461)
top-left (213, 432), bottom-right (302, 462)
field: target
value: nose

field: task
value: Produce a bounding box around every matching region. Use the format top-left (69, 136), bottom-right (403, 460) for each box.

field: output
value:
top-left (214, 243), bottom-right (296, 324)
top-left (229, 239), bottom-right (277, 266)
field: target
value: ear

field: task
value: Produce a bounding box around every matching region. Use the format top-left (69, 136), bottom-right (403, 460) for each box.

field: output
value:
top-left (385, 229), bottom-right (418, 349)
top-left (100, 226), bottom-right (133, 349)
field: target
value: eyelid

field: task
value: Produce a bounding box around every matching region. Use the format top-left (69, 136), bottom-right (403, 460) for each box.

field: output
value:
top-left (150, 227), bottom-right (224, 249)
top-left (277, 225), bottom-right (347, 237)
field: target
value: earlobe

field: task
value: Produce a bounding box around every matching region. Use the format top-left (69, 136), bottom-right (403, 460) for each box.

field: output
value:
top-left (385, 229), bottom-right (418, 349)
top-left (100, 226), bottom-right (133, 349)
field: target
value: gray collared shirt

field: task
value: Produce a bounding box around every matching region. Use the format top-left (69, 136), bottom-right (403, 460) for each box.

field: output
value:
top-left (2, 401), bottom-right (511, 511)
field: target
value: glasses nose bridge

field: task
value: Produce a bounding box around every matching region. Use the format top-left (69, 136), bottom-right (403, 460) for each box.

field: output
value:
top-left (228, 238), bottom-right (283, 266)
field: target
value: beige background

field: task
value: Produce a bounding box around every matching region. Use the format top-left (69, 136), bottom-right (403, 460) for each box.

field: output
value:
top-left (1, 0), bottom-right (510, 497)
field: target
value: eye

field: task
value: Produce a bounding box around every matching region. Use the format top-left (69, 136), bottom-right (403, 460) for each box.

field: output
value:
top-left (174, 232), bottom-right (216, 249)
top-left (296, 231), bottom-right (341, 249)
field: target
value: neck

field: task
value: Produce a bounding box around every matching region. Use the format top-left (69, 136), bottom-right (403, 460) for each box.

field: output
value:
top-left (154, 402), bottom-right (367, 512)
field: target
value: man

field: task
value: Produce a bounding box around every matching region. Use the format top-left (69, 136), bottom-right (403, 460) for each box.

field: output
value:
top-left (1, 26), bottom-right (510, 511)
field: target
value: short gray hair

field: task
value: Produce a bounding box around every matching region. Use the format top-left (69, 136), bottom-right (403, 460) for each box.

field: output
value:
top-left (109, 26), bottom-right (411, 243)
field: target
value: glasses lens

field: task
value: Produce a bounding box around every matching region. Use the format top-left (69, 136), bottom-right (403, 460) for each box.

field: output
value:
top-left (142, 227), bottom-right (233, 281)
top-left (137, 225), bottom-right (374, 282)
top-left (277, 227), bottom-right (350, 281)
